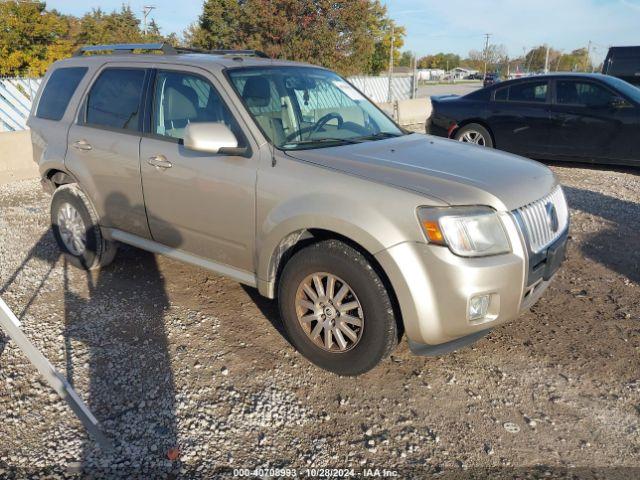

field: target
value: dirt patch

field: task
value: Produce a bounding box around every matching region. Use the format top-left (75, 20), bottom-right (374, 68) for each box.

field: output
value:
top-left (0, 165), bottom-right (639, 478)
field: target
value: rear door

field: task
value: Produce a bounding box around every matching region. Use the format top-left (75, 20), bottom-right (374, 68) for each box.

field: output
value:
top-left (487, 79), bottom-right (551, 157)
top-left (548, 78), bottom-right (635, 162)
top-left (66, 65), bottom-right (151, 238)
top-left (139, 67), bottom-right (257, 273)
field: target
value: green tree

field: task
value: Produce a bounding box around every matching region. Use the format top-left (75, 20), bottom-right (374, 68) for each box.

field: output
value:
top-left (0, 1), bottom-right (74, 76)
top-left (76, 6), bottom-right (143, 45)
top-left (417, 53), bottom-right (461, 70)
top-left (189, 0), bottom-right (404, 76)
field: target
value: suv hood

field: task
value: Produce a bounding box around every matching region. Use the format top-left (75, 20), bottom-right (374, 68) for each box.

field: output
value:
top-left (285, 133), bottom-right (556, 211)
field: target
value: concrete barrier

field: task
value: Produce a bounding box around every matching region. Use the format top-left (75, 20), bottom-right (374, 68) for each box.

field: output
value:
top-left (396, 97), bottom-right (432, 127)
top-left (0, 131), bottom-right (38, 184)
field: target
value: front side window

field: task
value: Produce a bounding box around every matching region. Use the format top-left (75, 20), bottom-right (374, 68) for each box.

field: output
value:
top-left (152, 70), bottom-right (244, 143)
top-left (36, 67), bottom-right (87, 121)
top-left (507, 81), bottom-right (549, 103)
top-left (228, 67), bottom-right (403, 150)
top-left (85, 68), bottom-right (146, 131)
top-left (556, 80), bottom-right (616, 107)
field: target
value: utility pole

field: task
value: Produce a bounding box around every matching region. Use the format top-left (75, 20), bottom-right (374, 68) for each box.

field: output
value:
top-left (544, 44), bottom-right (550, 74)
top-left (483, 33), bottom-right (491, 81)
top-left (387, 25), bottom-right (395, 103)
top-left (585, 40), bottom-right (592, 72)
top-left (143, 5), bottom-right (156, 35)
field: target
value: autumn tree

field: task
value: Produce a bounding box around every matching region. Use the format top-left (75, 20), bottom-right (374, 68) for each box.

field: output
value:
top-left (0, 1), bottom-right (74, 76)
top-left (188, 0), bottom-right (405, 76)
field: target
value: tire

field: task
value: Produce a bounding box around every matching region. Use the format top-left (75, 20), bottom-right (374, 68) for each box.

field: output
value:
top-left (51, 184), bottom-right (117, 270)
top-left (454, 123), bottom-right (494, 148)
top-left (278, 239), bottom-right (398, 376)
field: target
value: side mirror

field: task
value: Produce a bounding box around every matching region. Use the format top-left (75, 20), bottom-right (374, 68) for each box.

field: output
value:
top-left (183, 122), bottom-right (245, 155)
top-left (609, 96), bottom-right (629, 109)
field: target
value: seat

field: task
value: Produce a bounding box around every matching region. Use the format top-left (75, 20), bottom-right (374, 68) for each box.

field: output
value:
top-left (162, 79), bottom-right (199, 138)
top-left (241, 77), bottom-right (285, 145)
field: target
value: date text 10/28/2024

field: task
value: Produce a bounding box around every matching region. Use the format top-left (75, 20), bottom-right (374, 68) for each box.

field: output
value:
top-left (232, 468), bottom-right (400, 477)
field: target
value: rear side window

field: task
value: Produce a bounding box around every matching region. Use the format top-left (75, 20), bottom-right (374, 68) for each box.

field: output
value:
top-left (85, 68), bottom-right (146, 132)
top-left (36, 67), bottom-right (87, 121)
top-left (494, 81), bottom-right (548, 103)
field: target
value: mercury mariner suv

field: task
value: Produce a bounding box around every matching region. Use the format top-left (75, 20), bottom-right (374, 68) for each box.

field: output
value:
top-left (28, 43), bottom-right (569, 375)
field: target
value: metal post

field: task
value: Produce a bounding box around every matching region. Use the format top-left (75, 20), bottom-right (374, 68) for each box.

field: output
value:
top-left (0, 297), bottom-right (113, 451)
top-left (387, 25), bottom-right (395, 103)
top-left (483, 33), bottom-right (491, 81)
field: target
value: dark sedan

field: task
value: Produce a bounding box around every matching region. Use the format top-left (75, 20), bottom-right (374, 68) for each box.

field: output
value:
top-left (426, 73), bottom-right (640, 166)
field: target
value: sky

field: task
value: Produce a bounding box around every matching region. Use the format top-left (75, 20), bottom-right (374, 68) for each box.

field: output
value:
top-left (46, 0), bottom-right (640, 63)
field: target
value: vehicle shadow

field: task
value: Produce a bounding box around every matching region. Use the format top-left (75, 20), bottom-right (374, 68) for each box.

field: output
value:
top-left (563, 185), bottom-right (640, 284)
top-left (241, 284), bottom-right (292, 347)
top-left (2, 195), bottom-right (181, 477)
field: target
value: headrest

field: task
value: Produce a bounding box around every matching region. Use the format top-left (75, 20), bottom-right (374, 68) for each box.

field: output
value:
top-left (165, 83), bottom-right (198, 120)
top-left (242, 77), bottom-right (271, 108)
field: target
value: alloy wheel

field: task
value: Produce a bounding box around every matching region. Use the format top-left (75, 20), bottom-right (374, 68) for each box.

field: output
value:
top-left (459, 130), bottom-right (486, 146)
top-left (295, 272), bottom-right (364, 353)
top-left (57, 202), bottom-right (87, 256)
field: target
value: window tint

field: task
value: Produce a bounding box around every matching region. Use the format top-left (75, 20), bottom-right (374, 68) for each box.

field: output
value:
top-left (508, 81), bottom-right (548, 103)
top-left (36, 67), bottom-right (87, 121)
top-left (153, 71), bottom-right (244, 144)
top-left (556, 80), bottom-right (616, 107)
top-left (85, 69), bottom-right (146, 131)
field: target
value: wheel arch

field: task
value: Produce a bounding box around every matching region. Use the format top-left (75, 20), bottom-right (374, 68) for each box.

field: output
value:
top-left (259, 227), bottom-right (405, 339)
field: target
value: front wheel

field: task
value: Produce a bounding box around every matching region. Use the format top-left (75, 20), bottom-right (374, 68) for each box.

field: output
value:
top-left (278, 240), bottom-right (398, 376)
top-left (454, 123), bottom-right (494, 148)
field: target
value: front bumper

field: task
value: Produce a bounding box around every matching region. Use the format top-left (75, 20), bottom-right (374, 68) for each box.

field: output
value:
top-left (375, 216), bottom-right (568, 351)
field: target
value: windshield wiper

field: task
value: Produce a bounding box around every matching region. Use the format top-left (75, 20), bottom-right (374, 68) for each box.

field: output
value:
top-left (353, 132), bottom-right (404, 141)
top-left (283, 137), bottom-right (363, 148)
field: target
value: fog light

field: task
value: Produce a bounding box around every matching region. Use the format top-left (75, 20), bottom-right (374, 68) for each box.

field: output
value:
top-left (468, 294), bottom-right (491, 321)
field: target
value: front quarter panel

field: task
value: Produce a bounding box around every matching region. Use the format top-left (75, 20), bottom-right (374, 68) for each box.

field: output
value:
top-left (256, 150), bottom-right (447, 296)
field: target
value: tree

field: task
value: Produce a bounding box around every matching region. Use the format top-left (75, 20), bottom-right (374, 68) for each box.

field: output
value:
top-left (397, 51), bottom-right (414, 68)
top-left (417, 53), bottom-right (461, 70)
top-left (0, 1), bottom-right (74, 76)
top-left (465, 44), bottom-right (508, 72)
top-left (76, 6), bottom-right (143, 46)
top-left (188, 0), bottom-right (404, 76)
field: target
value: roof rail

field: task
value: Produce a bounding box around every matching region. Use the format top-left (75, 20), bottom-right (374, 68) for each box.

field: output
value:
top-left (73, 43), bottom-right (178, 56)
top-left (73, 43), bottom-right (270, 59)
top-left (172, 47), bottom-right (269, 58)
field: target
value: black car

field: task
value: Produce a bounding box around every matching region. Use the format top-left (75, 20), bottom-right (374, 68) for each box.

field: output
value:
top-left (483, 73), bottom-right (499, 88)
top-left (426, 73), bottom-right (640, 166)
top-left (603, 46), bottom-right (640, 87)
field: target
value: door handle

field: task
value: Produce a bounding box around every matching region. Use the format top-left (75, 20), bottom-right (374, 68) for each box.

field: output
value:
top-left (147, 155), bottom-right (172, 170)
top-left (72, 140), bottom-right (92, 151)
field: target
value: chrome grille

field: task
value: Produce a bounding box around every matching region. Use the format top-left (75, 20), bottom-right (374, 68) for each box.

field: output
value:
top-left (515, 186), bottom-right (569, 253)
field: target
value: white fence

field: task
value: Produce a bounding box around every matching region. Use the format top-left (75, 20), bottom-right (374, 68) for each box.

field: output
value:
top-left (0, 75), bottom-right (416, 132)
top-left (0, 78), bottom-right (41, 132)
top-left (348, 76), bottom-right (414, 104)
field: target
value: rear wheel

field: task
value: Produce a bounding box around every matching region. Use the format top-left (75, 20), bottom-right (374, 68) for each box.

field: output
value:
top-left (454, 123), bottom-right (493, 148)
top-left (51, 184), bottom-right (117, 270)
top-left (278, 240), bottom-right (398, 376)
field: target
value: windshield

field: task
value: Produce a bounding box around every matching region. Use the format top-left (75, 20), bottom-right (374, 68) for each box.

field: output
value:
top-left (228, 66), bottom-right (404, 150)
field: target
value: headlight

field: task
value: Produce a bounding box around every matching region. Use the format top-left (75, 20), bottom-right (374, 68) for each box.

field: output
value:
top-left (418, 206), bottom-right (511, 257)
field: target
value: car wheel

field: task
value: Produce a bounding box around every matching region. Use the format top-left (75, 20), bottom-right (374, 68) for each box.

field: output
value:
top-left (278, 239), bottom-right (398, 376)
top-left (455, 123), bottom-right (494, 148)
top-left (51, 184), bottom-right (117, 270)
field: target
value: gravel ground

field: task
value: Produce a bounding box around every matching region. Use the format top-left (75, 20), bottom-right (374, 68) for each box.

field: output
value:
top-left (0, 163), bottom-right (639, 479)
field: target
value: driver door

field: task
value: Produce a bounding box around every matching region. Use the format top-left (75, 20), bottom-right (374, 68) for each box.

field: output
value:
top-left (140, 67), bottom-right (258, 273)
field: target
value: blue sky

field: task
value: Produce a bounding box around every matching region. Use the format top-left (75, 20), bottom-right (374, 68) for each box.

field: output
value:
top-left (46, 0), bottom-right (640, 63)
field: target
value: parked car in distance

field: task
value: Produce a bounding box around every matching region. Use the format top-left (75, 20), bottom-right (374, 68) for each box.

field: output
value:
top-left (483, 72), bottom-right (500, 87)
top-left (29, 43), bottom-right (568, 376)
top-left (603, 46), bottom-right (640, 87)
top-left (427, 73), bottom-right (640, 166)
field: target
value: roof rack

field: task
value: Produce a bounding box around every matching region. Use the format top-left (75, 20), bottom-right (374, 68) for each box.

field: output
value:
top-left (73, 43), bottom-right (269, 58)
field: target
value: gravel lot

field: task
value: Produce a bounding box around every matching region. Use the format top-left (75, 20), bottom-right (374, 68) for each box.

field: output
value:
top-left (0, 162), bottom-right (639, 479)
top-left (416, 81), bottom-right (481, 99)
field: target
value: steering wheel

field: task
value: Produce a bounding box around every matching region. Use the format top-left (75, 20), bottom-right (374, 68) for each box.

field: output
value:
top-left (308, 112), bottom-right (344, 137)
top-left (284, 112), bottom-right (345, 143)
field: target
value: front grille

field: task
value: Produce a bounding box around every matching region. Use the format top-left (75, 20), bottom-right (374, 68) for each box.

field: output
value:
top-left (514, 186), bottom-right (569, 253)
